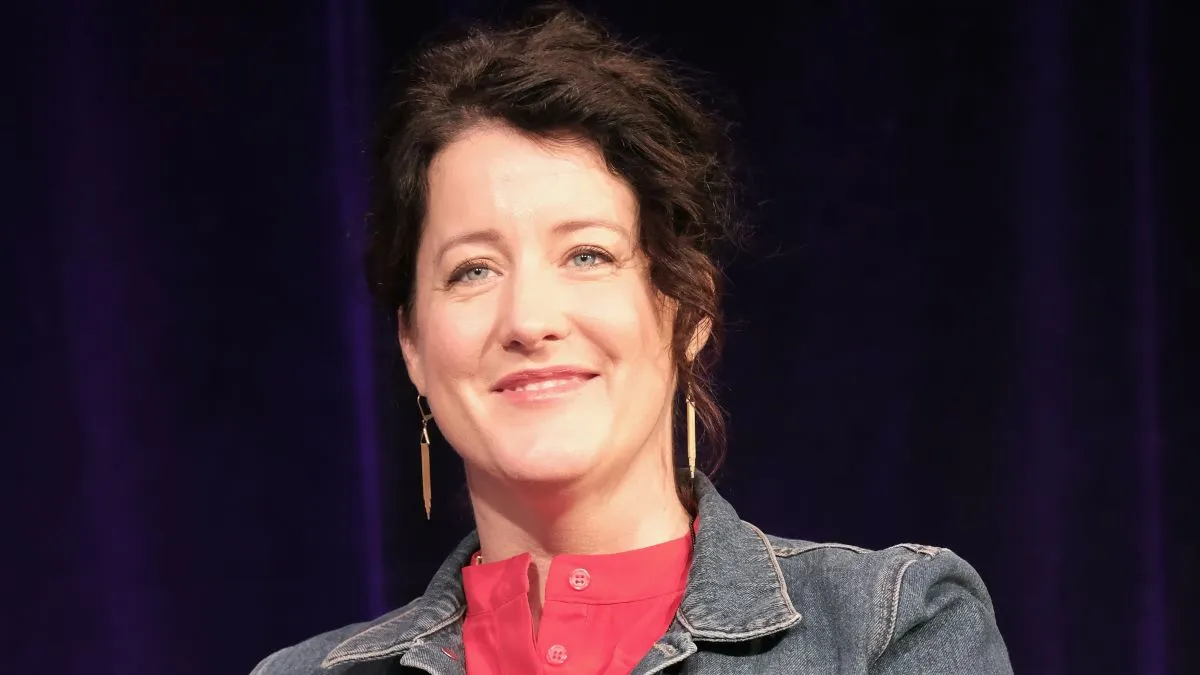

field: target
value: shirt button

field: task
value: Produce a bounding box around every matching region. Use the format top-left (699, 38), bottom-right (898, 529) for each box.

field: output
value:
top-left (546, 644), bottom-right (569, 665)
top-left (568, 567), bottom-right (591, 591)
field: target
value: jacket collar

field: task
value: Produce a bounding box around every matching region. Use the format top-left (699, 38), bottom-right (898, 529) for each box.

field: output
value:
top-left (321, 473), bottom-right (801, 669)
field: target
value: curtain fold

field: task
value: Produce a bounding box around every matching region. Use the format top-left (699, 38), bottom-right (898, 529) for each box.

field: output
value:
top-left (3, 1), bottom-right (1190, 673)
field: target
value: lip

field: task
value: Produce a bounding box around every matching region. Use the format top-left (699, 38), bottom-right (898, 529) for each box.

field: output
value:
top-left (492, 366), bottom-right (599, 393)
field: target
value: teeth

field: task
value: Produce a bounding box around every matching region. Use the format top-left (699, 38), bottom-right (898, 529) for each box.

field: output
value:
top-left (507, 377), bottom-right (582, 392)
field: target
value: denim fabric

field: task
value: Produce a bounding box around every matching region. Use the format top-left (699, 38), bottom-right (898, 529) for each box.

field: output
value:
top-left (252, 474), bottom-right (1012, 674)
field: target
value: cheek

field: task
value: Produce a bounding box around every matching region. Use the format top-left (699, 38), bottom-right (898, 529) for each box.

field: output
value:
top-left (576, 279), bottom-right (671, 368)
top-left (418, 302), bottom-right (493, 380)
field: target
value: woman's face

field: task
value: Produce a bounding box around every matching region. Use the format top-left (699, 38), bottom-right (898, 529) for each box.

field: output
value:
top-left (400, 124), bottom-right (678, 487)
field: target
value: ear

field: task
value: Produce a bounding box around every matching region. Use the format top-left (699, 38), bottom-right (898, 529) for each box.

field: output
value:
top-left (685, 270), bottom-right (716, 362)
top-left (397, 310), bottom-right (427, 394)
top-left (686, 316), bottom-right (713, 362)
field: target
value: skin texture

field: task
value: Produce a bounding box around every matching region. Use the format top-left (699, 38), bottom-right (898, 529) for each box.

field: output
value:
top-left (398, 124), bottom-right (698, 627)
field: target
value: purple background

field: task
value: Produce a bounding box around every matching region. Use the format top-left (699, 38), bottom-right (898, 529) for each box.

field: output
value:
top-left (4, 0), bottom-right (1196, 673)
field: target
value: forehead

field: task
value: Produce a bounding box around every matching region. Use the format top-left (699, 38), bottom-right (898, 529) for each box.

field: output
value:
top-left (425, 125), bottom-right (637, 231)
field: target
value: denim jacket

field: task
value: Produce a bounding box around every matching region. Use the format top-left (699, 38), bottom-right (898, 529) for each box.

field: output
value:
top-left (252, 474), bottom-right (1012, 674)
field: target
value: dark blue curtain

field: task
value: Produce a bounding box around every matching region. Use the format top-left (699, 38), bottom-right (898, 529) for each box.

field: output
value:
top-left (5, 1), bottom-right (1194, 673)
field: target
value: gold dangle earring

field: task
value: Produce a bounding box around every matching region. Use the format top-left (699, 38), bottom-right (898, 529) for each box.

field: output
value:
top-left (686, 391), bottom-right (697, 479)
top-left (417, 394), bottom-right (434, 519)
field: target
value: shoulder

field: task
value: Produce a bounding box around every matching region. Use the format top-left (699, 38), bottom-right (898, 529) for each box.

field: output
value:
top-left (764, 532), bottom-right (994, 609)
top-left (760, 530), bottom-right (1010, 671)
top-left (249, 604), bottom-right (415, 675)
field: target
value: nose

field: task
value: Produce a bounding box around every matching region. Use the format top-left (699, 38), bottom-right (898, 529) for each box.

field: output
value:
top-left (497, 263), bottom-right (570, 352)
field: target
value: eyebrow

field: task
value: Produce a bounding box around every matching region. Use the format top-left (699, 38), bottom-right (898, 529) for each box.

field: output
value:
top-left (433, 219), bottom-right (631, 266)
top-left (552, 218), bottom-right (631, 241)
top-left (433, 229), bottom-right (505, 267)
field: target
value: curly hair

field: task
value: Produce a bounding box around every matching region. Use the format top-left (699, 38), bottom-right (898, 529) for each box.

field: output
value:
top-left (364, 5), bottom-right (744, 474)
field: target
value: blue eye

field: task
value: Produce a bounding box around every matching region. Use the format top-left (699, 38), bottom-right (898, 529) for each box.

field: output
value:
top-left (453, 266), bottom-right (494, 284)
top-left (570, 249), bottom-right (611, 267)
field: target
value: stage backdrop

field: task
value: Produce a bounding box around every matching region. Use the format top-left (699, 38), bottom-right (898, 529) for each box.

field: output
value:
top-left (4, 0), bottom-right (1195, 673)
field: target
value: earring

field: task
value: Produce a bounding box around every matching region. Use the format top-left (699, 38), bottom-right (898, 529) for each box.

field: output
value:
top-left (417, 394), bottom-right (434, 519)
top-left (686, 393), bottom-right (696, 478)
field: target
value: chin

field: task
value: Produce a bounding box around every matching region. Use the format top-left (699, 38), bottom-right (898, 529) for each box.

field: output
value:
top-left (489, 440), bottom-right (610, 486)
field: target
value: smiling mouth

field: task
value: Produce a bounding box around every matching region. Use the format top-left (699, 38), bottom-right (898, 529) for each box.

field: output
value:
top-left (494, 374), bottom-right (597, 403)
top-left (499, 376), bottom-right (592, 393)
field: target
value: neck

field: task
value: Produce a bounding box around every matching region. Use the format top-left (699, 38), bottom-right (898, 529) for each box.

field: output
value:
top-left (465, 452), bottom-right (691, 629)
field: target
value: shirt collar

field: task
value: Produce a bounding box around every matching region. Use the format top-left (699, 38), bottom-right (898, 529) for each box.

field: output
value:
top-left (321, 472), bottom-right (801, 669)
top-left (462, 527), bottom-right (693, 612)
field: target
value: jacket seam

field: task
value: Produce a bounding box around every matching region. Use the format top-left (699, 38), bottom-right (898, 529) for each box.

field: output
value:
top-left (894, 543), bottom-right (942, 557)
top-left (321, 606), bottom-right (465, 668)
top-left (870, 546), bottom-right (941, 664)
top-left (772, 542), bottom-right (870, 557)
top-left (637, 641), bottom-right (699, 675)
top-left (323, 606), bottom-right (417, 662)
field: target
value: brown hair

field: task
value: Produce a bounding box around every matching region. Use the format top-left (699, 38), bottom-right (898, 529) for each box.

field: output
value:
top-left (364, 5), bottom-right (744, 474)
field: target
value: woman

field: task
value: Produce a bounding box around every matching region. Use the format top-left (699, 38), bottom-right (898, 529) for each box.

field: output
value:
top-left (254, 7), bottom-right (1012, 674)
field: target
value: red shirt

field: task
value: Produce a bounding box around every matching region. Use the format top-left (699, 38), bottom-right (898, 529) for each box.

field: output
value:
top-left (460, 531), bottom-right (693, 674)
